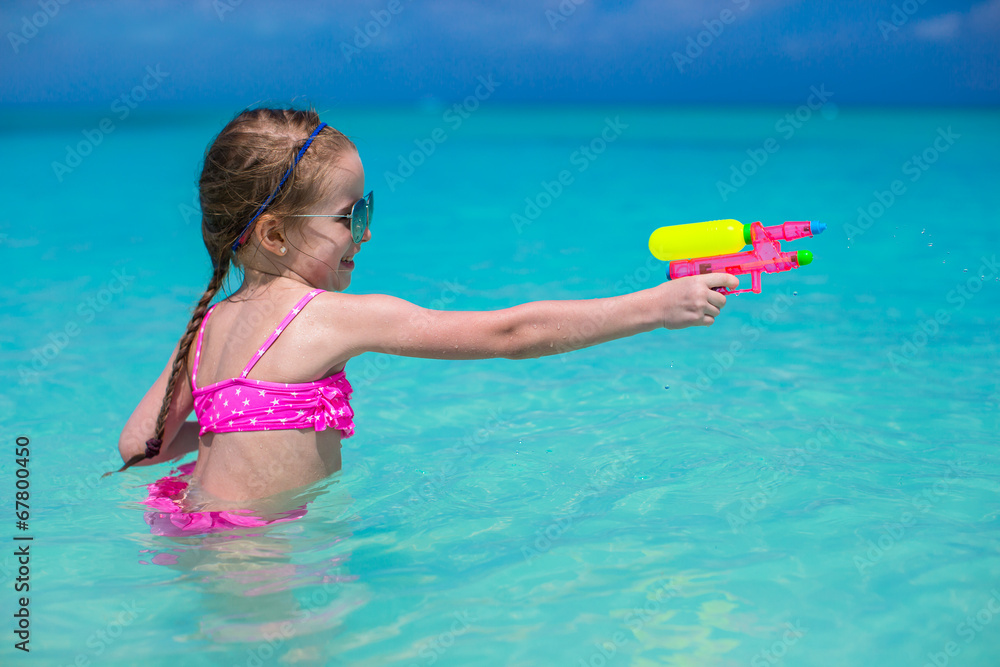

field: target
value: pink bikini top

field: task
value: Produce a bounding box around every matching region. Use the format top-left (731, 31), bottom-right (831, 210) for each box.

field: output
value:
top-left (190, 289), bottom-right (354, 438)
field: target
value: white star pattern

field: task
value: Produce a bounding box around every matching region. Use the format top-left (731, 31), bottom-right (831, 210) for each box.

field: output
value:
top-left (192, 350), bottom-right (351, 436)
top-left (275, 328), bottom-right (283, 335)
top-left (292, 308), bottom-right (300, 314)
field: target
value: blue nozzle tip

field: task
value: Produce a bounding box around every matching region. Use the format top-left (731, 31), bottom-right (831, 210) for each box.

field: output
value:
top-left (811, 221), bottom-right (826, 235)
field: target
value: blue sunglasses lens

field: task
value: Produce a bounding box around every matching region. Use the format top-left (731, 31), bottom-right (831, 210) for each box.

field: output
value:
top-left (351, 192), bottom-right (372, 243)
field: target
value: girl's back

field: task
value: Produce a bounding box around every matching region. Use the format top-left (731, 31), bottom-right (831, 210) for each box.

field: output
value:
top-left (186, 282), bottom-right (351, 505)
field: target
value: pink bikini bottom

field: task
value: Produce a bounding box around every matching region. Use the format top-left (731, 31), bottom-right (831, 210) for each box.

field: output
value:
top-left (142, 462), bottom-right (307, 536)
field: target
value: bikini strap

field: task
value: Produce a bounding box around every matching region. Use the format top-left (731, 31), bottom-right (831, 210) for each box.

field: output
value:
top-left (240, 289), bottom-right (324, 378)
top-left (191, 302), bottom-right (220, 390)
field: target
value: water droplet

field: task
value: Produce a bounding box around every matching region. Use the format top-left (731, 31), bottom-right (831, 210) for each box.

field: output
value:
top-left (964, 269), bottom-right (968, 273)
top-left (921, 228), bottom-right (925, 234)
top-left (793, 291), bottom-right (798, 296)
top-left (928, 243), bottom-right (933, 247)
top-left (664, 386), bottom-right (670, 390)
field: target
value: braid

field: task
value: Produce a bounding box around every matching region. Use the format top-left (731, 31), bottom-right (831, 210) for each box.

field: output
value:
top-left (106, 249), bottom-right (231, 476)
top-left (107, 107), bottom-right (357, 478)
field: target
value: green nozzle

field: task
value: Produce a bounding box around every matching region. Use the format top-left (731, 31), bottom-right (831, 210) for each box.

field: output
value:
top-left (797, 250), bottom-right (813, 266)
top-left (743, 224), bottom-right (752, 245)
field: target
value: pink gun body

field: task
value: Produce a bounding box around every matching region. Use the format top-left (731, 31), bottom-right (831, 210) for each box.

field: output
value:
top-left (667, 221), bottom-right (820, 295)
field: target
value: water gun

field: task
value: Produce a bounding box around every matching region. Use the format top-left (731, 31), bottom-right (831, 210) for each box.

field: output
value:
top-left (648, 219), bottom-right (825, 295)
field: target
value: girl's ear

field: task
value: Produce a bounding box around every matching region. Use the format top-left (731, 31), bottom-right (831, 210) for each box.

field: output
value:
top-left (253, 214), bottom-right (286, 255)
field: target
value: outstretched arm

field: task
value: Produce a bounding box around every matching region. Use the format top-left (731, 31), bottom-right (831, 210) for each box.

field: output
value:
top-left (314, 273), bottom-right (738, 362)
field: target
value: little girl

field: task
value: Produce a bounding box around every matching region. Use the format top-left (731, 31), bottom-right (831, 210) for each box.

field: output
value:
top-left (113, 108), bottom-right (736, 520)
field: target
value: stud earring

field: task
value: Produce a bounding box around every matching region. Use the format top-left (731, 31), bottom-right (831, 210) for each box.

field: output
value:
top-left (280, 247), bottom-right (286, 255)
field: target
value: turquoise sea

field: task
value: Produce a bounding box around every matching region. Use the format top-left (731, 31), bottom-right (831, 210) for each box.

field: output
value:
top-left (1, 105), bottom-right (999, 665)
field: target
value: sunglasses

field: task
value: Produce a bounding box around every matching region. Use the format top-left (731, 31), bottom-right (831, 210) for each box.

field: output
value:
top-left (286, 191), bottom-right (374, 244)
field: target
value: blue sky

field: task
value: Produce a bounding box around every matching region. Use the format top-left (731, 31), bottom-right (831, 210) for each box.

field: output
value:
top-left (1, 0), bottom-right (998, 107)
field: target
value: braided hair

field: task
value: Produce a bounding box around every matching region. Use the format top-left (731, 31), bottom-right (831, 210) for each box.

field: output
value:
top-left (108, 108), bottom-right (356, 475)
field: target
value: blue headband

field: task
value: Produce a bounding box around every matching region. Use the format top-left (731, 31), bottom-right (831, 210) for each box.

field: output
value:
top-left (231, 122), bottom-right (328, 252)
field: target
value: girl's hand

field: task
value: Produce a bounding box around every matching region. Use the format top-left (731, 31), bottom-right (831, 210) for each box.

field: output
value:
top-left (656, 273), bottom-right (739, 329)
